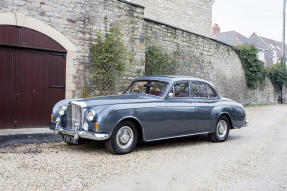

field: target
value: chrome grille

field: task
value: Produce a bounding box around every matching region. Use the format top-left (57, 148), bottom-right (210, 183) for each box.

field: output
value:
top-left (67, 103), bottom-right (83, 129)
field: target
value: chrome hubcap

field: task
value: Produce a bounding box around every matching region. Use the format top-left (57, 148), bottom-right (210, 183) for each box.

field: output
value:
top-left (217, 120), bottom-right (227, 138)
top-left (116, 126), bottom-right (134, 149)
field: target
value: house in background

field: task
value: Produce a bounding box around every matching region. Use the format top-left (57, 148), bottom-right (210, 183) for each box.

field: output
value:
top-left (249, 33), bottom-right (287, 66)
top-left (212, 24), bottom-right (250, 46)
top-left (212, 24), bottom-right (286, 66)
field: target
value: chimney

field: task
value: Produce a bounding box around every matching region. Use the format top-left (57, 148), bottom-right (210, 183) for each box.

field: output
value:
top-left (213, 24), bottom-right (221, 35)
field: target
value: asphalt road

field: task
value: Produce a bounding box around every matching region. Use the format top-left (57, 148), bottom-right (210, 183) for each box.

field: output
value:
top-left (0, 105), bottom-right (287, 191)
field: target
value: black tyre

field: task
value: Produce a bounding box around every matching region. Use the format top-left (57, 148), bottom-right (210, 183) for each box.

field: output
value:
top-left (105, 121), bottom-right (138, 155)
top-left (209, 115), bottom-right (230, 142)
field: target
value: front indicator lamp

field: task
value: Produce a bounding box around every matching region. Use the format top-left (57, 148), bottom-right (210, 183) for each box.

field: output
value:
top-left (95, 123), bottom-right (99, 131)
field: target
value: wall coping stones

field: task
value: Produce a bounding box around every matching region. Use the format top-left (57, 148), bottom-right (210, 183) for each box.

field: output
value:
top-left (117, 0), bottom-right (145, 9)
top-left (144, 18), bottom-right (232, 48)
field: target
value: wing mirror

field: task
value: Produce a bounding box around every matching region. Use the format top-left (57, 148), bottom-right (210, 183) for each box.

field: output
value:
top-left (168, 92), bottom-right (174, 99)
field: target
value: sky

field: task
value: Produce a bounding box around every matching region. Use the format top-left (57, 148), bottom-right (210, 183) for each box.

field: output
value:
top-left (213, 0), bottom-right (283, 42)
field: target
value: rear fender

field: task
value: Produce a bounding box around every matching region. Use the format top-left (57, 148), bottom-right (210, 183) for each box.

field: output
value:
top-left (210, 106), bottom-right (233, 132)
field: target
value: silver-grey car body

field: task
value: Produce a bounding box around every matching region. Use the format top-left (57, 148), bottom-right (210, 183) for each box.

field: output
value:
top-left (50, 76), bottom-right (247, 153)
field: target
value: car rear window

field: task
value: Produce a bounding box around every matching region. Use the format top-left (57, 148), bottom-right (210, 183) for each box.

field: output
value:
top-left (191, 82), bottom-right (208, 98)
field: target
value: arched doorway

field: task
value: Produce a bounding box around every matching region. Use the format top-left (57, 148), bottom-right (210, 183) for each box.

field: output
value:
top-left (0, 25), bottom-right (66, 129)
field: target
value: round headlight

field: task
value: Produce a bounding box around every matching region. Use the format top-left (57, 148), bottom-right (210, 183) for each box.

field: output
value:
top-left (87, 110), bottom-right (96, 121)
top-left (58, 106), bottom-right (66, 116)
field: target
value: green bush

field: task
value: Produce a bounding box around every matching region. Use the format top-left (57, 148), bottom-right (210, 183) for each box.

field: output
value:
top-left (145, 45), bottom-right (181, 75)
top-left (234, 44), bottom-right (266, 89)
top-left (267, 62), bottom-right (287, 91)
top-left (91, 24), bottom-right (128, 95)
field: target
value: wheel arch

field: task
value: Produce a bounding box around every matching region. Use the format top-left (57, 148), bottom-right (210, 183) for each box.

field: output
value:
top-left (113, 116), bottom-right (145, 142)
top-left (217, 112), bottom-right (233, 129)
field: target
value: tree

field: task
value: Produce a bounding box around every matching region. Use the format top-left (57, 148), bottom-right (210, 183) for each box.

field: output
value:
top-left (267, 62), bottom-right (287, 91)
top-left (145, 45), bottom-right (180, 75)
top-left (91, 24), bottom-right (128, 95)
top-left (234, 44), bottom-right (266, 89)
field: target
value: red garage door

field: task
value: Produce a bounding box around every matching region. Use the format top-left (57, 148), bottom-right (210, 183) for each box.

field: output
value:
top-left (0, 26), bottom-right (66, 129)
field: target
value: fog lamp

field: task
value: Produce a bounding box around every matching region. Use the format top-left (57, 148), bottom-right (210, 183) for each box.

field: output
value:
top-left (56, 117), bottom-right (61, 123)
top-left (83, 122), bottom-right (89, 131)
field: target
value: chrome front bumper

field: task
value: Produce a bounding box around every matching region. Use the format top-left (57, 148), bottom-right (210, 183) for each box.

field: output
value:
top-left (55, 124), bottom-right (109, 141)
top-left (245, 119), bottom-right (249, 126)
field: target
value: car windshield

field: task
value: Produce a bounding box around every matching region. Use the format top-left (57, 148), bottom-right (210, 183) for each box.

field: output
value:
top-left (124, 80), bottom-right (169, 97)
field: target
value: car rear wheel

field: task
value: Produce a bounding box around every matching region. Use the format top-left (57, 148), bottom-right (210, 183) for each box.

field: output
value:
top-left (209, 115), bottom-right (230, 142)
top-left (105, 121), bottom-right (138, 155)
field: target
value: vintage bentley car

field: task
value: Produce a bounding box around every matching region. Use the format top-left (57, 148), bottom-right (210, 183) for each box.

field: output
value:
top-left (50, 76), bottom-right (248, 154)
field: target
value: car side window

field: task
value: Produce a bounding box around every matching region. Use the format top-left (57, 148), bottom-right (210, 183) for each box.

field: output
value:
top-left (207, 85), bottom-right (217, 98)
top-left (173, 81), bottom-right (190, 98)
top-left (191, 82), bottom-right (208, 98)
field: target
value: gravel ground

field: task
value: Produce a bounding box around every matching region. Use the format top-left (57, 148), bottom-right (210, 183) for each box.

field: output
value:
top-left (0, 105), bottom-right (287, 191)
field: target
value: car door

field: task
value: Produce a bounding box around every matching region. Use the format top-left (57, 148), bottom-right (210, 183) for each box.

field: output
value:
top-left (162, 81), bottom-right (198, 137)
top-left (191, 81), bottom-right (219, 133)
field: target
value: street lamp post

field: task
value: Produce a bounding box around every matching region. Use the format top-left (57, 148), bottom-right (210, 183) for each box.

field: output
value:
top-left (283, 0), bottom-right (286, 64)
top-left (282, 0), bottom-right (286, 103)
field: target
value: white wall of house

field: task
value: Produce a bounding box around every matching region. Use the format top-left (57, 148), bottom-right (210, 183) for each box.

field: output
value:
top-left (257, 50), bottom-right (266, 64)
top-left (272, 50), bottom-right (278, 65)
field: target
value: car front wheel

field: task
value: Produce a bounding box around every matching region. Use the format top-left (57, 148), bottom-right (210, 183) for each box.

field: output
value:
top-left (105, 121), bottom-right (138, 155)
top-left (209, 115), bottom-right (230, 142)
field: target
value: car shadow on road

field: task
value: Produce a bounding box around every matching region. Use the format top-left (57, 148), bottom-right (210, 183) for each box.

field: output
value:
top-left (136, 135), bottom-right (210, 150)
top-left (135, 134), bottom-right (242, 153)
top-left (60, 134), bottom-right (242, 154)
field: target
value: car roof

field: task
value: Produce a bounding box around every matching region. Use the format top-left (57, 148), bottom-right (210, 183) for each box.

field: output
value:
top-left (135, 75), bottom-right (212, 84)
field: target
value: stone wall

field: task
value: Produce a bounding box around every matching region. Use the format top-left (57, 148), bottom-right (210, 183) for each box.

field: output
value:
top-left (246, 78), bottom-right (277, 104)
top-left (246, 78), bottom-right (287, 105)
top-left (0, 0), bottom-right (282, 104)
top-left (0, 0), bottom-right (145, 97)
top-left (144, 19), bottom-right (280, 105)
top-left (82, 0), bottom-right (145, 96)
top-left (144, 19), bottom-right (248, 103)
top-left (128, 0), bottom-right (214, 37)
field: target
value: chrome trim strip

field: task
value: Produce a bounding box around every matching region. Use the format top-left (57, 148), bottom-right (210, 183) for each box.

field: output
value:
top-left (56, 126), bottom-right (109, 141)
top-left (78, 131), bottom-right (109, 141)
top-left (70, 101), bottom-right (87, 108)
top-left (146, 131), bottom-right (211, 142)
